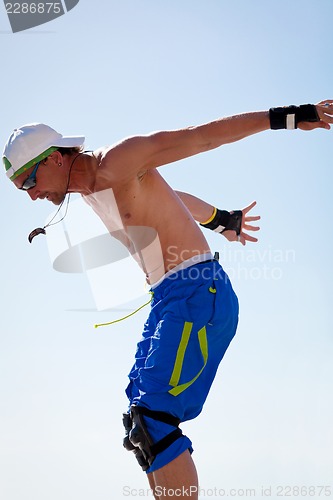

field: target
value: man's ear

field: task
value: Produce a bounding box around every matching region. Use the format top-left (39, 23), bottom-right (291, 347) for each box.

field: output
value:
top-left (44, 150), bottom-right (63, 166)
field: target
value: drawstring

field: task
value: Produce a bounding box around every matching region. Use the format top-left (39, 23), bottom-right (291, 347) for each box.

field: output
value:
top-left (94, 252), bottom-right (219, 329)
top-left (94, 292), bottom-right (154, 329)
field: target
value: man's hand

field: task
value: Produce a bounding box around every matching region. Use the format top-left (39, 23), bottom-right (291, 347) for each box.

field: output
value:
top-left (223, 201), bottom-right (260, 246)
top-left (298, 100), bottom-right (333, 131)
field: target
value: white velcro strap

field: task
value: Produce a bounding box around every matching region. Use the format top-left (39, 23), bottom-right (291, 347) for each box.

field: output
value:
top-left (213, 225), bottom-right (225, 233)
top-left (286, 114), bottom-right (296, 130)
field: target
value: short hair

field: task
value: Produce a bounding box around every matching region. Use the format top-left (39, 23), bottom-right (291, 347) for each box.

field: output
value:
top-left (57, 146), bottom-right (84, 156)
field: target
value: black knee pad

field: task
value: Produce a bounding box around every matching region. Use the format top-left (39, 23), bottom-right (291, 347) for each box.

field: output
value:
top-left (122, 411), bottom-right (149, 469)
top-left (122, 405), bottom-right (183, 471)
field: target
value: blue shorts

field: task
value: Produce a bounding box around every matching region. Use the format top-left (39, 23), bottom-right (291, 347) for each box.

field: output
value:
top-left (125, 258), bottom-right (239, 473)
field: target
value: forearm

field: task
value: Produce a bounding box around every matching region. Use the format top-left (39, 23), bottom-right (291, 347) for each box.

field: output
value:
top-left (192, 111), bottom-right (270, 151)
top-left (145, 111), bottom-right (270, 169)
top-left (177, 190), bottom-right (244, 237)
top-left (176, 191), bottom-right (215, 223)
top-left (177, 192), bottom-right (260, 245)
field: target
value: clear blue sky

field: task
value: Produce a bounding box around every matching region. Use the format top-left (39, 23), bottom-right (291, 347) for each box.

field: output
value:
top-left (1, 1), bottom-right (332, 499)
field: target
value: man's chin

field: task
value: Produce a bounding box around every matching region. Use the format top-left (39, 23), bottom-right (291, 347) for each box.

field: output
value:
top-left (50, 194), bottom-right (66, 205)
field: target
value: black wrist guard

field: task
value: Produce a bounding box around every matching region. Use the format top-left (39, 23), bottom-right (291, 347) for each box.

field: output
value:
top-left (269, 104), bottom-right (319, 130)
top-left (200, 208), bottom-right (243, 235)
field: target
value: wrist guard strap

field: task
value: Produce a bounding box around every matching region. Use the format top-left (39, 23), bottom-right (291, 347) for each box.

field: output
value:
top-left (269, 104), bottom-right (319, 130)
top-left (200, 208), bottom-right (242, 235)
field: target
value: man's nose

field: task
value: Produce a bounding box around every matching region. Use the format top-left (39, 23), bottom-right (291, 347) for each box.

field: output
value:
top-left (27, 189), bottom-right (39, 201)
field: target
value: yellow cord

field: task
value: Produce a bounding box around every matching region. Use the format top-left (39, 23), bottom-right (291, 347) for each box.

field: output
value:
top-left (94, 292), bottom-right (154, 329)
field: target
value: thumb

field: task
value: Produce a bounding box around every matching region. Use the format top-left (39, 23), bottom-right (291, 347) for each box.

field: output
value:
top-left (298, 121), bottom-right (330, 131)
top-left (315, 120), bottom-right (331, 130)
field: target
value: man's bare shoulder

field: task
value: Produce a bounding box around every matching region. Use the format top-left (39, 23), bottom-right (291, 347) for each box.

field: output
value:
top-left (93, 136), bottom-right (154, 185)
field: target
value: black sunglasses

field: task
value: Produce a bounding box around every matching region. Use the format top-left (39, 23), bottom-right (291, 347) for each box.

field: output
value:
top-left (19, 161), bottom-right (41, 191)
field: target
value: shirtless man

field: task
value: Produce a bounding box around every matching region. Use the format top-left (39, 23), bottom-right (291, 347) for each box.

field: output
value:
top-left (3, 100), bottom-right (332, 499)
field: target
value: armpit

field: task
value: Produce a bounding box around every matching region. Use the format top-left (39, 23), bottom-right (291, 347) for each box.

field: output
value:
top-left (137, 169), bottom-right (148, 182)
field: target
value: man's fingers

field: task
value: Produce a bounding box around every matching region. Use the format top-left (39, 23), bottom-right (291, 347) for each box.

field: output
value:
top-left (243, 223), bottom-right (260, 231)
top-left (244, 215), bottom-right (260, 222)
top-left (243, 200), bottom-right (257, 214)
top-left (239, 233), bottom-right (259, 246)
top-left (298, 121), bottom-right (331, 131)
top-left (318, 110), bottom-right (333, 122)
top-left (243, 233), bottom-right (258, 243)
top-left (316, 99), bottom-right (333, 106)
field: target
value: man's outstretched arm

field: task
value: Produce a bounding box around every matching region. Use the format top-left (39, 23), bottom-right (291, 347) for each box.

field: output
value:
top-left (107, 101), bottom-right (332, 181)
top-left (147, 101), bottom-right (332, 169)
top-left (176, 191), bottom-right (260, 246)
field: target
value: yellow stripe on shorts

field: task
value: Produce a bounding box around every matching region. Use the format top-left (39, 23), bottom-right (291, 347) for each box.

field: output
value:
top-left (168, 322), bottom-right (208, 397)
